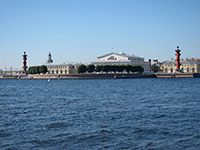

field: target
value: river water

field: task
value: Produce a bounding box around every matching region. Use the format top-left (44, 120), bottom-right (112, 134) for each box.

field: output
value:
top-left (0, 78), bottom-right (200, 150)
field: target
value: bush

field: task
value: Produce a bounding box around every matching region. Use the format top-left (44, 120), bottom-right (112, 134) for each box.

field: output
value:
top-left (77, 64), bottom-right (144, 74)
top-left (35, 66), bottom-right (40, 74)
top-left (87, 64), bottom-right (95, 73)
top-left (116, 65), bottom-right (124, 72)
top-left (28, 65), bottom-right (48, 74)
top-left (39, 65), bottom-right (48, 74)
top-left (78, 64), bottom-right (87, 73)
top-left (28, 66), bottom-right (35, 74)
top-left (96, 65), bottom-right (103, 72)
top-left (151, 64), bottom-right (159, 73)
top-left (125, 65), bottom-right (132, 73)
top-left (102, 65), bottom-right (111, 73)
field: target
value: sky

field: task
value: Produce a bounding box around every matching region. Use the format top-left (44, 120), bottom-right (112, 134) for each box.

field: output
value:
top-left (0, 0), bottom-right (200, 70)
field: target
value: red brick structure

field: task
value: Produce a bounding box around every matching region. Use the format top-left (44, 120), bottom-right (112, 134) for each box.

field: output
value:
top-left (175, 46), bottom-right (181, 70)
top-left (22, 52), bottom-right (27, 73)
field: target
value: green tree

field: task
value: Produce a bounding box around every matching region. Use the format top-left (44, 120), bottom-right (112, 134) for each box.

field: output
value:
top-left (39, 65), bottom-right (48, 74)
top-left (96, 65), bottom-right (103, 72)
top-left (116, 65), bottom-right (124, 73)
top-left (32, 66), bottom-right (36, 74)
top-left (125, 65), bottom-right (132, 73)
top-left (151, 64), bottom-right (159, 73)
top-left (28, 67), bottom-right (31, 74)
top-left (130, 66), bottom-right (136, 73)
top-left (102, 65), bottom-right (111, 73)
top-left (28, 65), bottom-right (48, 74)
top-left (87, 64), bottom-right (95, 73)
top-left (138, 66), bottom-right (144, 73)
top-left (78, 64), bottom-right (87, 73)
top-left (87, 64), bottom-right (144, 74)
top-left (133, 65), bottom-right (144, 73)
top-left (28, 66), bottom-right (34, 74)
top-left (110, 65), bottom-right (117, 73)
top-left (34, 66), bottom-right (39, 74)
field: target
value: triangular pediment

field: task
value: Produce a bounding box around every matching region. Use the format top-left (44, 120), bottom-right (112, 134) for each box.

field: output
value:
top-left (98, 53), bottom-right (128, 61)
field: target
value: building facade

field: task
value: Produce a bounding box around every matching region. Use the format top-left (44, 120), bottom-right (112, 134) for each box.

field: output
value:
top-left (91, 52), bottom-right (150, 72)
top-left (47, 64), bottom-right (78, 74)
top-left (163, 58), bottom-right (200, 73)
top-left (0, 69), bottom-right (23, 75)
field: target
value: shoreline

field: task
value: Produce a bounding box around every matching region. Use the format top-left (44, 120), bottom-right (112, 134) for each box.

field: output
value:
top-left (0, 73), bottom-right (155, 79)
top-left (0, 73), bottom-right (200, 79)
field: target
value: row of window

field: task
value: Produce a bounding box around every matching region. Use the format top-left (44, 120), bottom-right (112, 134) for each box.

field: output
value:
top-left (164, 64), bottom-right (195, 67)
top-left (48, 66), bottom-right (74, 69)
top-left (165, 68), bottom-right (195, 73)
top-left (48, 70), bottom-right (68, 74)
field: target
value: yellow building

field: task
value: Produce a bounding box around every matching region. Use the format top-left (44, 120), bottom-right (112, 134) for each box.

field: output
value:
top-left (47, 64), bottom-right (78, 74)
top-left (163, 58), bottom-right (200, 73)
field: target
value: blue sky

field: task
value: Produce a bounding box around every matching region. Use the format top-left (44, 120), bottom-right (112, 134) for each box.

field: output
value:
top-left (0, 0), bottom-right (200, 70)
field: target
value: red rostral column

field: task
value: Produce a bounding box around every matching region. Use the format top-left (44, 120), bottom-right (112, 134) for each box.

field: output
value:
top-left (175, 46), bottom-right (181, 70)
top-left (22, 52), bottom-right (27, 73)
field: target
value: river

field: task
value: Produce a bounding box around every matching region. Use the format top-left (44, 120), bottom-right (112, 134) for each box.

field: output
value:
top-left (0, 78), bottom-right (200, 149)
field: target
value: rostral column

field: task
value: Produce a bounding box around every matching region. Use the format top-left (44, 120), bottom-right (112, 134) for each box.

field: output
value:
top-left (175, 46), bottom-right (181, 71)
top-left (22, 52), bottom-right (28, 74)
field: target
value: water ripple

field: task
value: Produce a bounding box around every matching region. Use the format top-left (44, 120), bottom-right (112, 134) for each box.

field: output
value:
top-left (0, 78), bottom-right (200, 149)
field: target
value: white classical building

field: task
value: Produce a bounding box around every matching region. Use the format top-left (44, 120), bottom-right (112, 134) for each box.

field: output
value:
top-left (91, 52), bottom-right (150, 72)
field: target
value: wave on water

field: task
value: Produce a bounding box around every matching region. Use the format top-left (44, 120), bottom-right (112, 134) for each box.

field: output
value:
top-left (0, 78), bottom-right (200, 149)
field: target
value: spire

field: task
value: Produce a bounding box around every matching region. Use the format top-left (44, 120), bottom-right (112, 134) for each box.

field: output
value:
top-left (47, 52), bottom-right (53, 63)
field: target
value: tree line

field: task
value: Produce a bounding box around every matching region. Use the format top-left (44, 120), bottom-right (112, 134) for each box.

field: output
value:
top-left (28, 65), bottom-right (48, 74)
top-left (78, 64), bottom-right (144, 73)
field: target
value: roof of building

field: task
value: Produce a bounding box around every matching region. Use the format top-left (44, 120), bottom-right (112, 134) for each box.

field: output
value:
top-left (163, 58), bottom-right (200, 64)
top-left (183, 58), bottom-right (200, 62)
top-left (46, 63), bottom-right (79, 67)
top-left (97, 52), bottom-right (144, 59)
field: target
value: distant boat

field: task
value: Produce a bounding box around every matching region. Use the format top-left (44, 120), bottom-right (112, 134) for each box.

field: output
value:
top-left (48, 79), bottom-right (50, 82)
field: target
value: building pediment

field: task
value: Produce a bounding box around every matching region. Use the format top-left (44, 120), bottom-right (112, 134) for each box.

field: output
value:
top-left (98, 53), bottom-right (128, 61)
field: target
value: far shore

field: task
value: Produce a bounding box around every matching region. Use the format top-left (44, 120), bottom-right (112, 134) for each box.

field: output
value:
top-left (0, 73), bottom-right (155, 79)
top-left (1, 72), bottom-right (200, 79)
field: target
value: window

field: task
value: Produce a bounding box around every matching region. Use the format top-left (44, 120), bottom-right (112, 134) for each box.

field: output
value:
top-left (181, 68), bottom-right (183, 72)
top-left (165, 68), bottom-right (167, 72)
top-left (60, 70), bottom-right (63, 74)
top-left (192, 68), bottom-right (195, 72)
top-left (56, 70), bottom-right (58, 74)
top-left (107, 56), bottom-right (117, 60)
top-left (171, 68), bottom-right (173, 73)
top-left (52, 70), bottom-right (54, 74)
top-left (65, 70), bottom-right (67, 74)
top-left (187, 68), bottom-right (189, 73)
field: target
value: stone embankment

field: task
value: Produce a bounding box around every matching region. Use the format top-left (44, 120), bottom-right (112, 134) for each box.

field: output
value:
top-left (0, 73), bottom-right (155, 79)
top-left (155, 73), bottom-right (200, 78)
top-left (1, 73), bottom-right (200, 79)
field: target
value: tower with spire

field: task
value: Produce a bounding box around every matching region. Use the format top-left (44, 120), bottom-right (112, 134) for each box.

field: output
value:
top-left (47, 52), bottom-right (53, 63)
